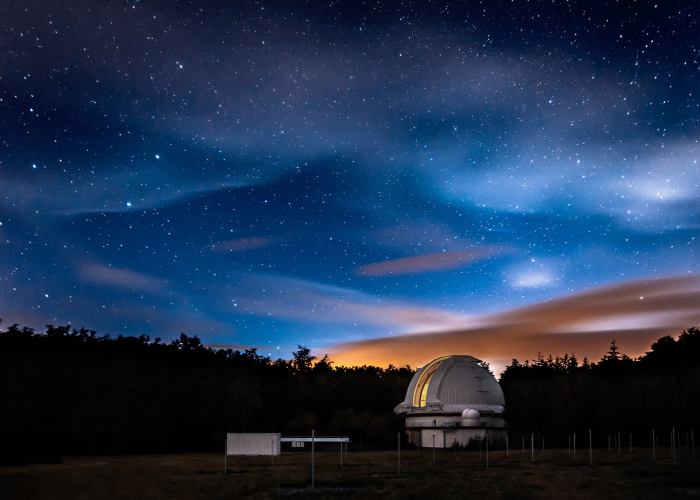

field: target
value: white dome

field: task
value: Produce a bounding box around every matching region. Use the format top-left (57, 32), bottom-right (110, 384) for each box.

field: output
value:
top-left (395, 355), bottom-right (505, 415)
top-left (461, 408), bottom-right (480, 419)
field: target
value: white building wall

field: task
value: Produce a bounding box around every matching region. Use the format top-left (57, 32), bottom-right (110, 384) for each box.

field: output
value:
top-left (406, 415), bottom-right (461, 428)
top-left (421, 429), bottom-right (445, 448)
top-left (410, 425), bottom-right (507, 448)
top-left (405, 414), bottom-right (505, 429)
top-left (226, 433), bottom-right (281, 456)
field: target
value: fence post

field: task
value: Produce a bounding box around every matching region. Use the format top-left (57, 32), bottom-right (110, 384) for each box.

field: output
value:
top-left (589, 428), bottom-right (593, 467)
top-left (311, 429), bottom-right (315, 489)
top-left (432, 434), bottom-right (436, 464)
top-left (486, 431), bottom-right (489, 469)
top-left (672, 428), bottom-right (676, 463)
top-left (573, 432), bottom-right (577, 458)
top-left (530, 433), bottom-right (534, 463)
top-left (506, 433), bottom-right (509, 457)
top-left (397, 433), bottom-right (401, 475)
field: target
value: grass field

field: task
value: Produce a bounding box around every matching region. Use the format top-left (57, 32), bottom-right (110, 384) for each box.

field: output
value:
top-left (1, 447), bottom-right (699, 499)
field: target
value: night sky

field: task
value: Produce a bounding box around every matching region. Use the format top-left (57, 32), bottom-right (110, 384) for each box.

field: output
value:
top-left (2, 1), bottom-right (699, 371)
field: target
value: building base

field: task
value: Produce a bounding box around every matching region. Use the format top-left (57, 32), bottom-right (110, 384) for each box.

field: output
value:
top-left (407, 427), bottom-right (507, 449)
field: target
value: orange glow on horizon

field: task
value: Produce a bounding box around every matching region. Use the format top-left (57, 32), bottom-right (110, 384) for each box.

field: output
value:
top-left (328, 275), bottom-right (700, 375)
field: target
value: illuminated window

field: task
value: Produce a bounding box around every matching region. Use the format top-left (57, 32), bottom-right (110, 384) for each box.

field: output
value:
top-left (418, 370), bottom-right (434, 406)
top-left (412, 357), bottom-right (447, 407)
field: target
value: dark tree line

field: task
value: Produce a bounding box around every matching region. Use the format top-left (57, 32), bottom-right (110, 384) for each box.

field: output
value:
top-left (0, 323), bottom-right (412, 460)
top-left (2, 320), bottom-right (699, 460)
top-left (500, 327), bottom-right (700, 446)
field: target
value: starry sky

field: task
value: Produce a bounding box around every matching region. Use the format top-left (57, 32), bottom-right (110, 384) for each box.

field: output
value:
top-left (1, 1), bottom-right (699, 371)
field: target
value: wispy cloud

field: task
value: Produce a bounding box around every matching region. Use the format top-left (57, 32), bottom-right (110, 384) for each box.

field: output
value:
top-left (78, 262), bottom-right (167, 294)
top-left (228, 274), bottom-right (475, 333)
top-left (330, 275), bottom-right (700, 373)
top-left (439, 137), bottom-right (700, 232)
top-left (355, 247), bottom-right (500, 277)
top-left (506, 258), bottom-right (560, 289)
top-left (0, 162), bottom-right (265, 217)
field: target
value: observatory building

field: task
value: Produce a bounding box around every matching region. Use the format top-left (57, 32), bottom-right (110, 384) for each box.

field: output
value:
top-left (394, 355), bottom-right (506, 448)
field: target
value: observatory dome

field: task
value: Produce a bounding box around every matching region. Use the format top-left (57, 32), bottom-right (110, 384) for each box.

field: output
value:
top-left (461, 408), bottom-right (480, 419)
top-left (394, 355), bottom-right (505, 415)
top-left (395, 355), bottom-right (506, 448)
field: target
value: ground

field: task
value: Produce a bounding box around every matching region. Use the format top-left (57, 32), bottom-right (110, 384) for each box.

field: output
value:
top-left (1, 448), bottom-right (699, 499)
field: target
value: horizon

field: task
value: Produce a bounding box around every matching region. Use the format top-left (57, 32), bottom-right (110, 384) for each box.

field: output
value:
top-left (2, 1), bottom-right (699, 369)
top-left (2, 317), bottom-right (693, 380)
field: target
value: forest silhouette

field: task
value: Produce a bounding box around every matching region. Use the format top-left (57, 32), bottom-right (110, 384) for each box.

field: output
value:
top-left (1, 321), bottom-right (698, 462)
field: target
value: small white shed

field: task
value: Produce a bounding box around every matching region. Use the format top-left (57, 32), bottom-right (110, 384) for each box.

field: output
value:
top-left (226, 433), bottom-right (281, 456)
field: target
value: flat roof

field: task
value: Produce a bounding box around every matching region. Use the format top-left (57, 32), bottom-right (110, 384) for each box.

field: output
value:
top-left (280, 436), bottom-right (350, 443)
